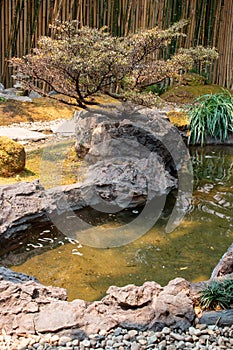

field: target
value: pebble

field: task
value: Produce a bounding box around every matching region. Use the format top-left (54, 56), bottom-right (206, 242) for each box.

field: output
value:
top-left (1, 324), bottom-right (233, 349)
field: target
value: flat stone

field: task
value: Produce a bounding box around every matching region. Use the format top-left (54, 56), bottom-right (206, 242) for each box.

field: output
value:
top-left (50, 118), bottom-right (75, 136)
top-left (0, 127), bottom-right (47, 141)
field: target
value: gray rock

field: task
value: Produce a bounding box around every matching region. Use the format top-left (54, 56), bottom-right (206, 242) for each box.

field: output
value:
top-left (0, 91), bottom-right (32, 102)
top-left (74, 105), bottom-right (191, 210)
top-left (211, 243), bottom-right (233, 277)
top-left (29, 91), bottom-right (42, 98)
top-left (0, 266), bottom-right (39, 283)
top-left (50, 119), bottom-right (75, 136)
top-left (0, 180), bottom-right (86, 248)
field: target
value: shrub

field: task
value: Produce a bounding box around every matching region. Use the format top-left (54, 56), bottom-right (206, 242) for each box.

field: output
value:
top-left (0, 136), bottom-right (25, 176)
top-left (199, 279), bottom-right (233, 310)
top-left (9, 20), bottom-right (218, 108)
top-left (187, 91), bottom-right (233, 145)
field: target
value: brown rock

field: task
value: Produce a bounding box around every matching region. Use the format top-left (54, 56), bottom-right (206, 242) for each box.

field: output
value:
top-left (103, 281), bottom-right (162, 307)
top-left (0, 268), bottom-right (196, 336)
top-left (35, 299), bottom-right (86, 333)
top-left (150, 278), bottom-right (194, 331)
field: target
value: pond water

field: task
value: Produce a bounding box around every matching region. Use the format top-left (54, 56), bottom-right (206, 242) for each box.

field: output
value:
top-left (3, 146), bottom-right (233, 301)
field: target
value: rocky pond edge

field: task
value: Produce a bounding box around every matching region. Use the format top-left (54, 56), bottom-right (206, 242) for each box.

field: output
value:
top-left (0, 241), bottom-right (233, 346)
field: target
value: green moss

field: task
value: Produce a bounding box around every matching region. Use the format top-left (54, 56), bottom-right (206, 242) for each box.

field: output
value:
top-left (161, 85), bottom-right (228, 104)
top-left (166, 110), bottom-right (189, 130)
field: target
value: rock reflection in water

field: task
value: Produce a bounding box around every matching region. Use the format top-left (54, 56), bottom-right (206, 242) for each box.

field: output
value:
top-left (6, 146), bottom-right (233, 302)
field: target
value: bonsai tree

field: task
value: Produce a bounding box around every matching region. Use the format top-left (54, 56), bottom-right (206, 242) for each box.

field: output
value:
top-left (9, 20), bottom-right (218, 108)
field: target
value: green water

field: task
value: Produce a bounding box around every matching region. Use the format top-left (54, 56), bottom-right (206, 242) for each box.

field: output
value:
top-left (8, 146), bottom-right (233, 301)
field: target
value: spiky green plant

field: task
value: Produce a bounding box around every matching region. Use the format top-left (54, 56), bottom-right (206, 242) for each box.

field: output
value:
top-left (187, 91), bottom-right (233, 145)
top-left (200, 279), bottom-right (233, 310)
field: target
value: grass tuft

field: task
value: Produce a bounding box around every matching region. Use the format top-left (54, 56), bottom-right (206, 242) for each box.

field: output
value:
top-left (199, 279), bottom-right (233, 310)
top-left (187, 91), bottom-right (233, 145)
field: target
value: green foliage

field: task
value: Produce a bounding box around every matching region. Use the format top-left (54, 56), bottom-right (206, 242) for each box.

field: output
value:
top-left (143, 83), bottom-right (167, 95)
top-left (0, 96), bottom-right (7, 102)
top-left (200, 279), bottom-right (233, 310)
top-left (9, 20), bottom-right (218, 108)
top-left (187, 91), bottom-right (233, 145)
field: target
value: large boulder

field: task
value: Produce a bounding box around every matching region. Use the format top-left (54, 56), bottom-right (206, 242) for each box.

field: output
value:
top-left (0, 180), bottom-right (86, 251)
top-left (74, 105), bottom-right (190, 209)
top-left (0, 136), bottom-right (25, 176)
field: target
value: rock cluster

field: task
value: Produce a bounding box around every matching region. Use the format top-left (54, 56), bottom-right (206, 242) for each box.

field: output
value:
top-left (1, 324), bottom-right (233, 349)
top-left (1, 258), bottom-right (233, 349)
top-left (0, 83), bottom-right (32, 102)
top-left (0, 268), bottom-right (195, 337)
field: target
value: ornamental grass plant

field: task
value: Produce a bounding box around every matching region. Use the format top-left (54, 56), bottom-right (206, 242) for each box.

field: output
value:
top-left (200, 279), bottom-right (233, 310)
top-left (187, 91), bottom-right (233, 145)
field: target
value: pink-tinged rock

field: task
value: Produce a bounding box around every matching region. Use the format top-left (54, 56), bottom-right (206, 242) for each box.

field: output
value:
top-left (35, 299), bottom-right (86, 333)
top-left (103, 281), bottom-right (162, 307)
top-left (150, 278), bottom-right (194, 331)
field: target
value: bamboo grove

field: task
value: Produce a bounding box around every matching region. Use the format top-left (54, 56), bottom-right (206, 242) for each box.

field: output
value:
top-left (0, 0), bottom-right (232, 90)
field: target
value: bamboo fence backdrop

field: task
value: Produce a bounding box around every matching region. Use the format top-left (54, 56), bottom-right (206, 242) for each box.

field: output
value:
top-left (0, 0), bottom-right (232, 89)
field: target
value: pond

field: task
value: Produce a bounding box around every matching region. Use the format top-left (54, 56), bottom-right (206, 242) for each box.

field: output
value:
top-left (2, 146), bottom-right (233, 302)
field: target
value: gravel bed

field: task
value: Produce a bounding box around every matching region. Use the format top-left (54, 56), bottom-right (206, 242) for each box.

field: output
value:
top-left (1, 324), bottom-right (233, 350)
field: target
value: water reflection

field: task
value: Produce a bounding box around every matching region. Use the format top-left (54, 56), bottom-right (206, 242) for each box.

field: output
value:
top-left (4, 146), bottom-right (233, 301)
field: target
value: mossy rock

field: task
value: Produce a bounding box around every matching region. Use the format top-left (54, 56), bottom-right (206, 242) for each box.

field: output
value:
top-left (166, 110), bottom-right (189, 130)
top-left (161, 84), bottom-right (226, 104)
top-left (0, 136), bottom-right (26, 176)
top-left (175, 73), bottom-right (206, 86)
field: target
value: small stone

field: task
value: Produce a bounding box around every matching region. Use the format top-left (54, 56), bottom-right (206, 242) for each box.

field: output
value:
top-left (128, 330), bottom-right (138, 338)
top-left (50, 335), bottom-right (59, 343)
top-left (138, 338), bottom-right (147, 345)
top-left (218, 336), bottom-right (225, 346)
top-left (123, 334), bottom-right (130, 340)
top-left (166, 345), bottom-right (176, 350)
top-left (147, 335), bottom-right (157, 344)
top-left (189, 327), bottom-right (201, 336)
top-left (114, 327), bottom-right (123, 336)
top-left (185, 342), bottom-right (194, 348)
top-left (155, 332), bottom-right (162, 338)
top-left (72, 339), bottom-right (80, 346)
top-left (184, 335), bottom-right (193, 342)
top-left (99, 330), bottom-right (107, 336)
top-left (159, 339), bottom-right (167, 349)
top-left (170, 332), bottom-right (184, 341)
top-left (177, 340), bottom-right (186, 349)
top-left (123, 339), bottom-right (131, 347)
top-left (207, 329), bottom-right (215, 336)
top-left (162, 327), bottom-right (171, 335)
top-left (36, 346), bottom-right (44, 350)
top-left (106, 339), bottom-right (114, 347)
top-left (192, 335), bottom-right (199, 342)
top-left (81, 339), bottom-right (91, 347)
top-left (196, 323), bottom-right (207, 330)
top-left (19, 338), bottom-right (30, 348)
top-left (58, 336), bottom-right (72, 346)
top-left (130, 342), bottom-right (140, 350)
